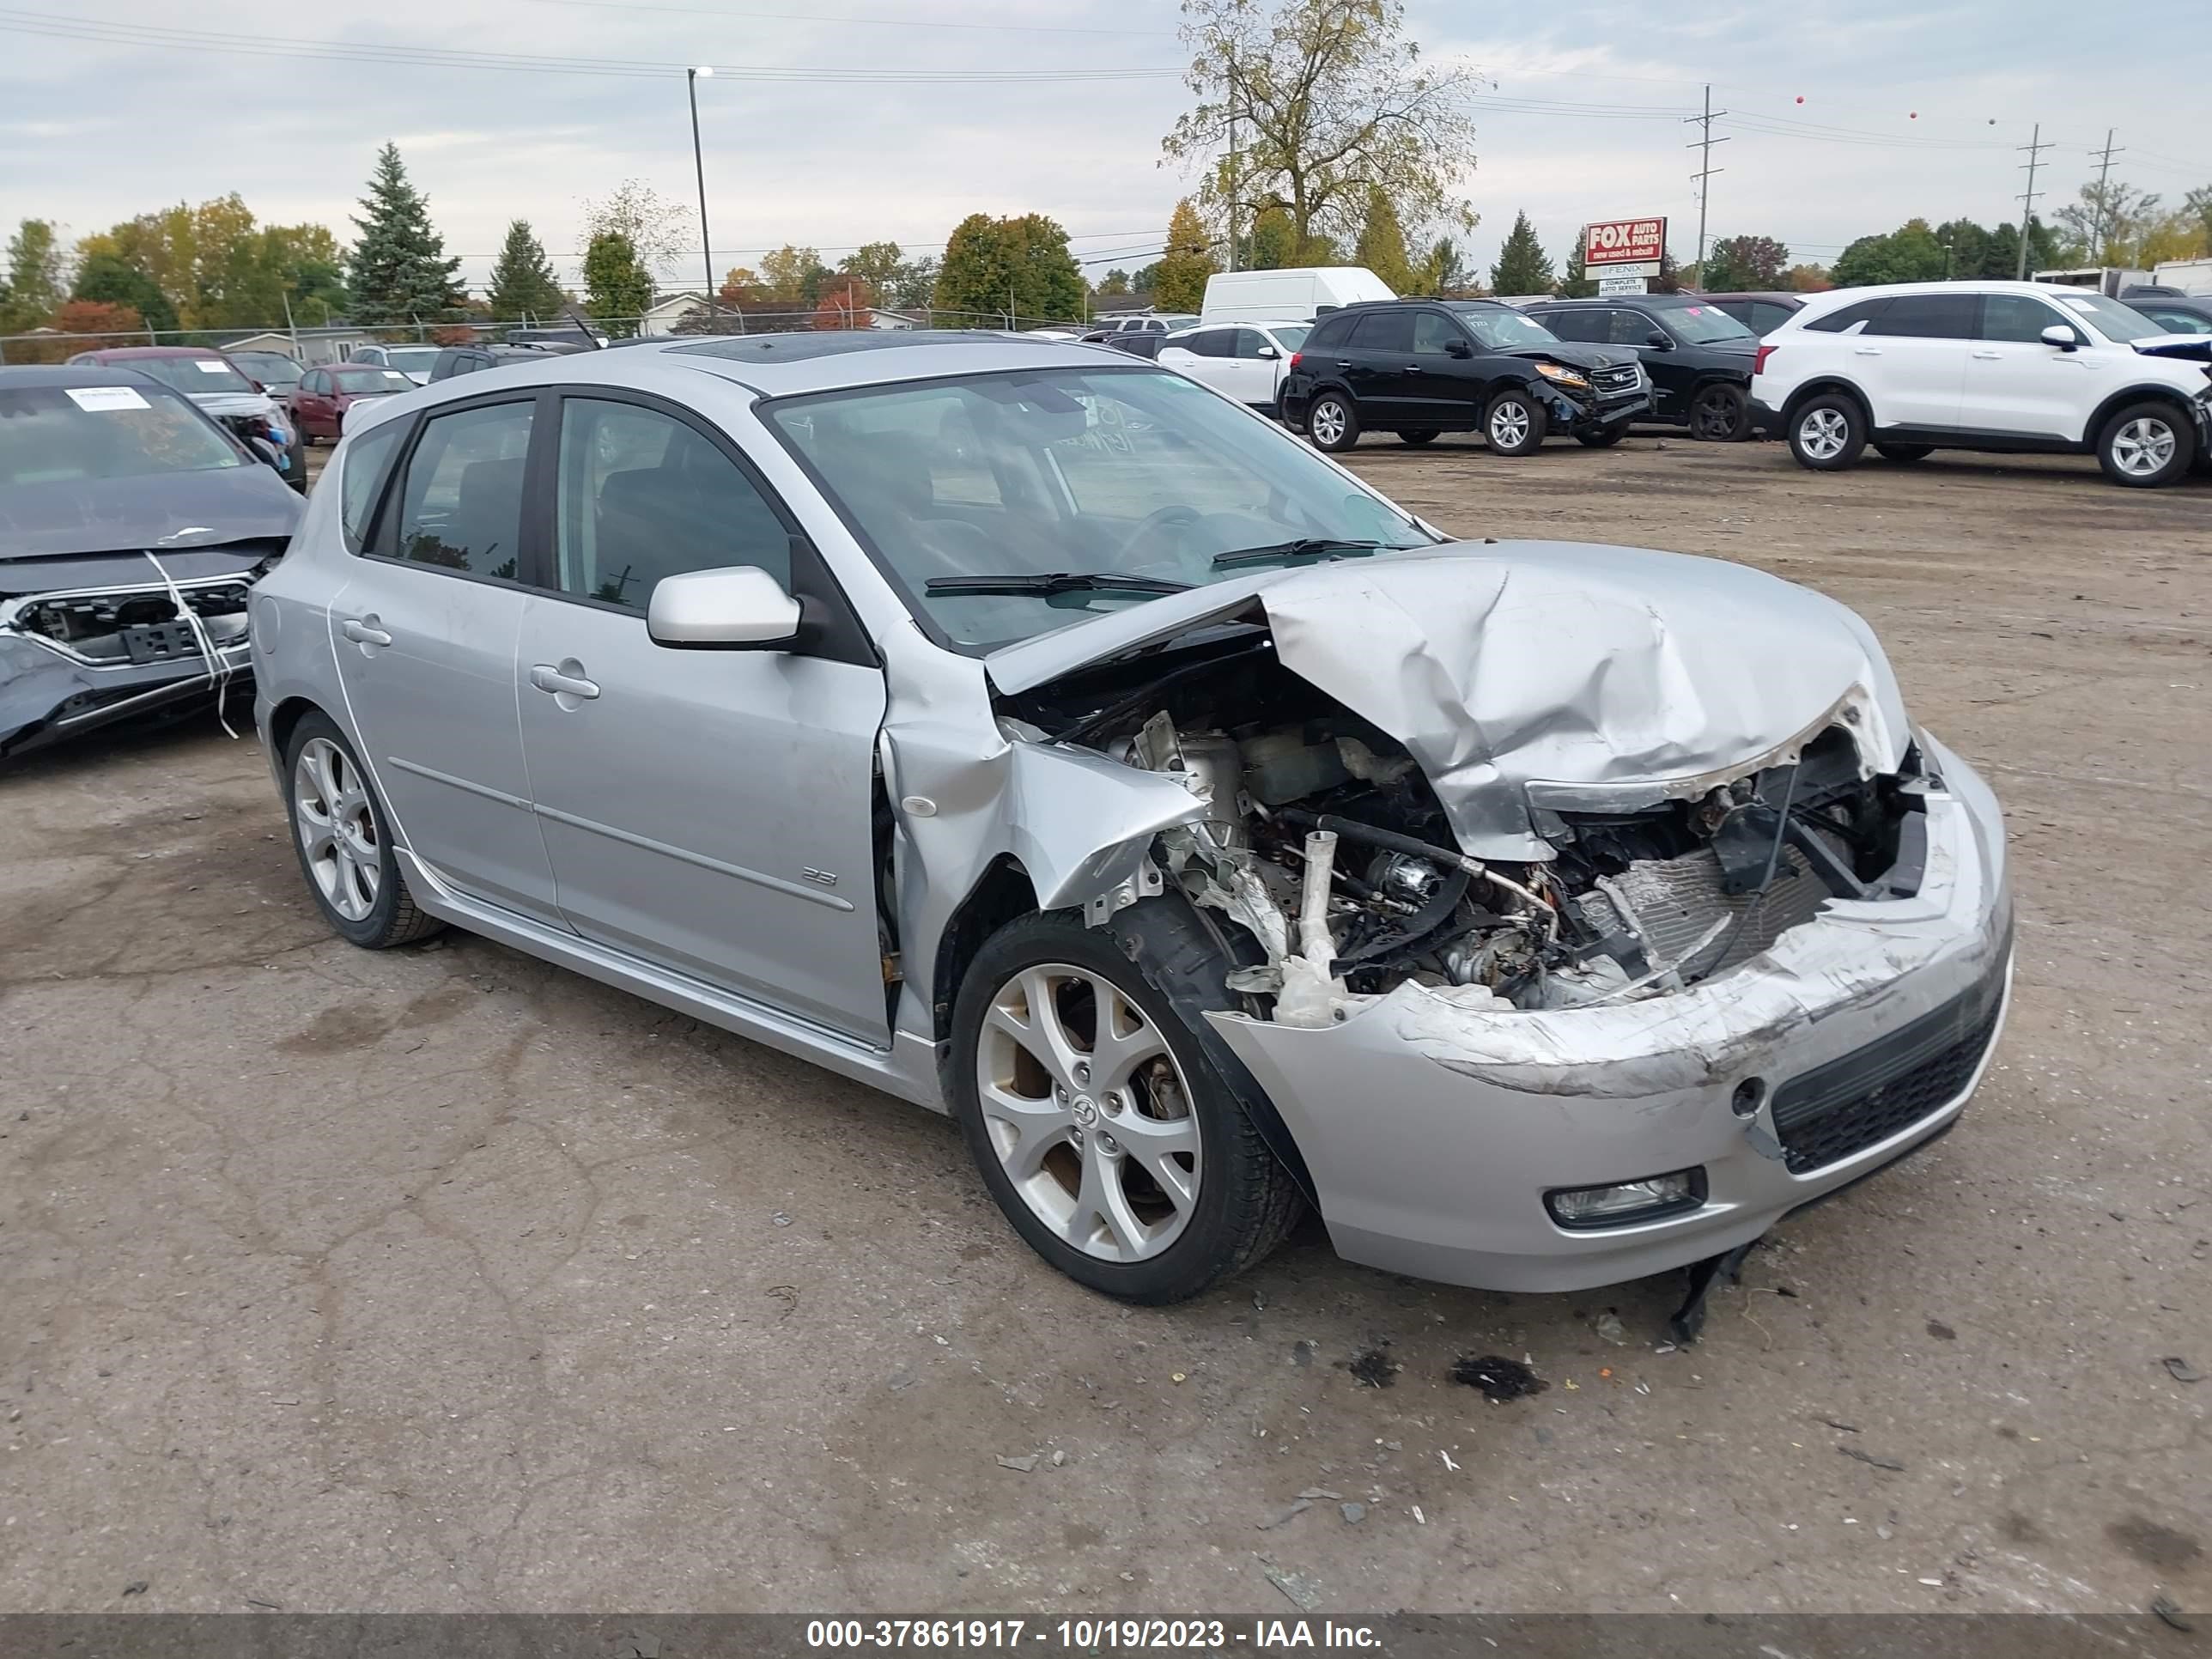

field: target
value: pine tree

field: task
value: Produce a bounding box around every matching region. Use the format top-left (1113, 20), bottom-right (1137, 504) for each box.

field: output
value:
top-left (486, 220), bottom-right (564, 321)
top-left (346, 143), bottom-right (463, 325)
top-left (1152, 199), bottom-right (1218, 313)
top-left (581, 232), bottom-right (653, 337)
top-left (1559, 229), bottom-right (1596, 298)
top-left (1489, 211), bottom-right (1555, 296)
top-left (1352, 189), bottom-right (1413, 293)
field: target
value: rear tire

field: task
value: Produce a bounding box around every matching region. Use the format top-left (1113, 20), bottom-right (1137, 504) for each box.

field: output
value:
top-left (949, 901), bottom-right (1304, 1304)
top-left (1306, 392), bottom-right (1359, 453)
top-left (1398, 428), bottom-right (1440, 446)
top-left (2096, 401), bottom-right (2194, 488)
top-left (1874, 443), bottom-right (1934, 463)
top-left (1787, 392), bottom-right (1867, 471)
top-left (282, 712), bottom-right (443, 950)
top-left (1483, 389), bottom-right (1546, 456)
top-left (1689, 382), bottom-right (1750, 442)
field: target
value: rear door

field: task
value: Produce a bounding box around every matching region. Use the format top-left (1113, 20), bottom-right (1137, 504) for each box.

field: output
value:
top-left (326, 392), bottom-right (562, 920)
top-left (1339, 309), bottom-right (1416, 422)
top-left (1855, 293), bottom-right (1977, 428)
top-left (1961, 292), bottom-right (2099, 438)
top-left (513, 391), bottom-right (891, 1043)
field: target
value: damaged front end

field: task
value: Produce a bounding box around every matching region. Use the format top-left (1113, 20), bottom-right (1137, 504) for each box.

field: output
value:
top-left (994, 542), bottom-right (2013, 1293)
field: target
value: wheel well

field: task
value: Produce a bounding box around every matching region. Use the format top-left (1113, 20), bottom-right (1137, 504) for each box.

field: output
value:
top-left (2087, 386), bottom-right (2202, 446)
top-left (1783, 379), bottom-right (1869, 424)
top-left (267, 696), bottom-right (324, 762)
top-left (931, 855), bottom-right (1040, 1042)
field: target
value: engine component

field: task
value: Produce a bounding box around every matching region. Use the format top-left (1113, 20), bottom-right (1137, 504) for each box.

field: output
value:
top-left (1240, 726), bottom-right (1350, 805)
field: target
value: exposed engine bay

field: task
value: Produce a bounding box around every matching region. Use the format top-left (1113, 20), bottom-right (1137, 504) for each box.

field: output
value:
top-left (1008, 637), bottom-right (1931, 1024)
top-left (4, 578), bottom-right (252, 667)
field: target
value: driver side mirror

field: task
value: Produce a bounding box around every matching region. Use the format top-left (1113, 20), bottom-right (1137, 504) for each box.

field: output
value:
top-left (2041, 324), bottom-right (2081, 352)
top-left (1445, 337), bottom-right (1473, 358)
top-left (647, 565), bottom-right (802, 650)
top-left (1255, 344), bottom-right (1279, 360)
top-left (1645, 330), bottom-right (1674, 349)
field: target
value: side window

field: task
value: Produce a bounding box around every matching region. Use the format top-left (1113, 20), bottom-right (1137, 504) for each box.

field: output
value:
top-left (1979, 295), bottom-right (2066, 343)
top-left (1608, 310), bottom-right (1659, 346)
top-left (1187, 331), bottom-right (1232, 359)
top-left (338, 421), bottom-right (404, 555)
top-left (302, 370), bottom-right (325, 395)
top-left (1349, 311), bottom-right (1414, 352)
top-left (1540, 310), bottom-right (1601, 343)
top-left (392, 400), bottom-right (535, 581)
top-left (1805, 298), bottom-right (1890, 335)
top-left (554, 398), bottom-right (791, 611)
top-left (1412, 312), bottom-right (1462, 354)
top-left (1867, 295), bottom-right (1978, 339)
top-left (1305, 314), bottom-right (1353, 351)
top-left (1750, 301), bottom-right (1796, 335)
top-left (1233, 328), bottom-right (1273, 359)
top-left (2145, 307), bottom-right (2212, 336)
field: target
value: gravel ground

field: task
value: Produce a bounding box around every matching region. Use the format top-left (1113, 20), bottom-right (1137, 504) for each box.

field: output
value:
top-left (2, 433), bottom-right (2206, 1616)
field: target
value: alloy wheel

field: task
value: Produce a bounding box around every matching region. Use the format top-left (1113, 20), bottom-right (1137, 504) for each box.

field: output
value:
top-left (1490, 400), bottom-right (1532, 448)
top-left (1692, 387), bottom-right (1741, 441)
top-left (293, 736), bottom-right (381, 922)
top-left (1797, 407), bottom-right (1849, 461)
top-left (1310, 400), bottom-right (1346, 447)
top-left (2111, 416), bottom-right (2177, 478)
top-left (975, 963), bottom-right (1200, 1263)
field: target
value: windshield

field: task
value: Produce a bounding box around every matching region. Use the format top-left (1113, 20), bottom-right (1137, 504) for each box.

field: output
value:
top-left (1664, 303), bottom-right (1756, 344)
top-left (128, 356), bottom-right (256, 395)
top-left (0, 383), bottom-right (243, 486)
top-left (2048, 291), bottom-right (2170, 344)
top-left (331, 368), bottom-right (416, 394)
top-left (1450, 305), bottom-right (1562, 350)
top-left (767, 366), bottom-right (1431, 650)
top-left (382, 347), bottom-right (441, 373)
top-left (231, 352), bottom-right (302, 386)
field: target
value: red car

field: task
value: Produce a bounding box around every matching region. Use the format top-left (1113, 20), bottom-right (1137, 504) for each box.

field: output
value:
top-left (288, 362), bottom-right (418, 444)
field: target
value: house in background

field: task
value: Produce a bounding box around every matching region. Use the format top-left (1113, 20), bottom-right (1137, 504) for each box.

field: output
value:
top-left (218, 325), bottom-right (376, 366)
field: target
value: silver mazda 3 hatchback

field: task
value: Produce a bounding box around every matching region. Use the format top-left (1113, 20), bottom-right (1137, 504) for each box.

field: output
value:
top-left (252, 333), bottom-right (2012, 1307)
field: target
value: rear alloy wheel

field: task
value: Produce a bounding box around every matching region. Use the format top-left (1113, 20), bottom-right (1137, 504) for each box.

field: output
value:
top-left (950, 904), bottom-right (1302, 1304)
top-left (1398, 428), bottom-right (1440, 447)
top-left (1689, 382), bottom-right (1750, 442)
top-left (283, 713), bottom-right (442, 949)
top-left (1788, 392), bottom-right (1867, 471)
top-left (1483, 389), bottom-right (1546, 456)
top-left (2097, 402), bottom-right (2194, 488)
top-left (1306, 393), bottom-right (1359, 453)
top-left (1874, 443), bottom-right (1934, 463)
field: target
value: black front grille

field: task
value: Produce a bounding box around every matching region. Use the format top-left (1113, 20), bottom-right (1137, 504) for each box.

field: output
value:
top-left (1592, 364), bottom-right (1641, 397)
top-left (1770, 957), bottom-right (2007, 1175)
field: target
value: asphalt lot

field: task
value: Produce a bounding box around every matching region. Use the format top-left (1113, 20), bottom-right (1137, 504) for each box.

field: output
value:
top-left (2, 433), bottom-right (2207, 1616)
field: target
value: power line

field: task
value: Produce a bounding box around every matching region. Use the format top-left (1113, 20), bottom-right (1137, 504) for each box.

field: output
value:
top-left (526, 0), bottom-right (1177, 35)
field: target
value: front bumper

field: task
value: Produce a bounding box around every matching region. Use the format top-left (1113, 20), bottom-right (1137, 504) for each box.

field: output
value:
top-left (0, 633), bottom-right (253, 761)
top-left (1207, 734), bottom-right (2012, 1293)
top-left (1548, 381), bottom-right (1651, 434)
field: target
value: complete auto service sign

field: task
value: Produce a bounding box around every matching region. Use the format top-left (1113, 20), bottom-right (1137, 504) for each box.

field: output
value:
top-left (1583, 217), bottom-right (1667, 275)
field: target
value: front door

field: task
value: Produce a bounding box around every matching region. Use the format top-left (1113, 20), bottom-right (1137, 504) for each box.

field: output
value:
top-left (514, 392), bottom-right (892, 1045)
top-left (1607, 308), bottom-right (1691, 421)
top-left (1961, 292), bottom-right (2104, 439)
top-left (328, 393), bottom-right (561, 920)
top-left (292, 370), bottom-right (337, 441)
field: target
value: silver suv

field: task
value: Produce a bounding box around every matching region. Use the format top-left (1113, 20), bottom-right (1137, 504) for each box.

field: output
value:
top-left (252, 333), bottom-right (2012, 1306)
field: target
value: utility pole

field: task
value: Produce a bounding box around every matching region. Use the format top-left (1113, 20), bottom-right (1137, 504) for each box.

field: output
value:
top-left (1226, 100), bottom-right (1239, 275)
top-left (2088, 128), bottom-right (2124, 262)
top-left (1684, 84), bottom-right (1729, 278)
top-left (2015, 123), bottom-right (2056, 280)
top-left (686, 68), bottom-right (721, 325)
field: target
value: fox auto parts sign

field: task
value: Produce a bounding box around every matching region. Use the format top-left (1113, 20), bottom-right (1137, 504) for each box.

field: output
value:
top-left (1583, 217), bottom-right (1667, 276)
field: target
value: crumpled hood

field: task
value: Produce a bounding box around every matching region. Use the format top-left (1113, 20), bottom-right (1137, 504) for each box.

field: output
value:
top-left (0, 465), bottom-right (302, 568)
top-left (989, 540), bottom-right (1911, 861)
top-left (1506, 341), bottom-right (1626, 373)
top-left (2132, 333), bottom-right (2212, 364)
top-left (186, 390), bottom-right (278, 419)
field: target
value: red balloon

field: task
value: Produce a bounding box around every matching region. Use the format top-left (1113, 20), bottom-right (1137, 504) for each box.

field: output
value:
top-left (1909, 111), bottom-right (1918, 118)
top-left (1796, 94), bottom-right (1804, 104)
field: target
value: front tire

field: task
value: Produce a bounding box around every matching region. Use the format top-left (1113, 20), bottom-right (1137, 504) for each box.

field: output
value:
top-left (1787, 392), bottom-right (1867, 471)
top-left (2097, 402), bottom-right (2194, 488)
top-left (283, 712), bottom-right (442, 949)
top-left (949, 902), bottom-right (1303, 1304)
top-left (1483, 389), bottom-right (1546, 456)
top-left (1306, 392), bottom-right (1359, 453)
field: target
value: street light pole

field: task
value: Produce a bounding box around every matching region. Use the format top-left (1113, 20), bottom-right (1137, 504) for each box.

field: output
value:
top-left (687, 67), bottom-right (718, 322)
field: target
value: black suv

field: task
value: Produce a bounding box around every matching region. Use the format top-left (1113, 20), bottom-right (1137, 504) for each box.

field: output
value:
top-left (1523, 294), bottom-right (1759, 441)
top-left (1277, 300), bottom-right (1650, 454)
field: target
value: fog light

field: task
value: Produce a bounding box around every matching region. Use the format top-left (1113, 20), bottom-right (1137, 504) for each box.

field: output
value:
top-left (1546, 1168), bottom-right (1706, 1230)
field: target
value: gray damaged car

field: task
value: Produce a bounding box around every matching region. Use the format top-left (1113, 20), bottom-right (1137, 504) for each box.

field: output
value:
top-left (248, 334), bottom-right (2012, 1310)
top-left (2, 366), bottom-right (302, 763)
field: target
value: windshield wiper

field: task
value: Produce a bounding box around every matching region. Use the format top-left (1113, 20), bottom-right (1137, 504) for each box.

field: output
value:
top-left (923, 571), bottom-right (1193, 598)
top-left (1209, 538), bottom-right (1389, 570)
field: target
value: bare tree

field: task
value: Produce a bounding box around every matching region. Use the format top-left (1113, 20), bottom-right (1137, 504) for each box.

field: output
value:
top-left (1163, 0), bottom-right (1479, 255)
top-left (579, 180), bottom-right (696, 281)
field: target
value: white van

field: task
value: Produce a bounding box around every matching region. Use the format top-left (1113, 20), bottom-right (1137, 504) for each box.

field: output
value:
top-left (1199, 266), bottom-right (1395, 325)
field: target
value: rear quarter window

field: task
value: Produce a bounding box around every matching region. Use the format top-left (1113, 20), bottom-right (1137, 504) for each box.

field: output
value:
top-left (338, 421), bottom-right (405, 554)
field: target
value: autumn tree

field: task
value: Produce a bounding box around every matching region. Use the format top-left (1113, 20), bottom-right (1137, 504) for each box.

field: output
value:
top-left (1164, 0), bottom-right (1478, 258)
top-left (1153, 199), bottom-right (1218, 312)
top-left (1698, 234), bottom-right (1790, 291)
top-left (1488, 210), bottom-right (1554, 296)
top-left (348, 144), bottom-right (463, 325)
top-left (933, 214), bottom-right (1085, 325)
top-left (2, 219), bottom-right (68, 332)
top-left (52, 299), bottom-right (141, 337)
top-left (582, 232), bottom-right (653, 335)
top-left (1094, 269), bottom-right (1132, 299)
top-left (838, 242), bottom-right (904, 300)
top-left (759, 245), bottom-right (832, 307)
top-left (487, 220), bottom-right (564, 320)
top-left (73, 251), bottom-right (177, 333)
top-left (813, 276), bottom-right (873, 329)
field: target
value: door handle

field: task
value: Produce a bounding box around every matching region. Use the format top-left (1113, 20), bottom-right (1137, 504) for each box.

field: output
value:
top-left (1971, 350), bottom-right (2002, 359)
top-left (529, 663), bottom-right (600, 700)
top-left (1335, 359), bottom-right (1353, 368)
top-left (1404, 364), bottom-right (1424, 374)
top-left (1852, 347), bottom-right (1882, 356)
top-left (340, 617), bottom-right (392, 647)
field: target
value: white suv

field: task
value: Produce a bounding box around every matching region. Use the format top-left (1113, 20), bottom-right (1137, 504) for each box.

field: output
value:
top-left (1750, 281), bottom-right (2212, 487)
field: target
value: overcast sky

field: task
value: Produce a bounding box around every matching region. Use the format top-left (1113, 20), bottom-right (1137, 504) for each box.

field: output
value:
top-left (2, 0), bottom-right (2207, 304)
